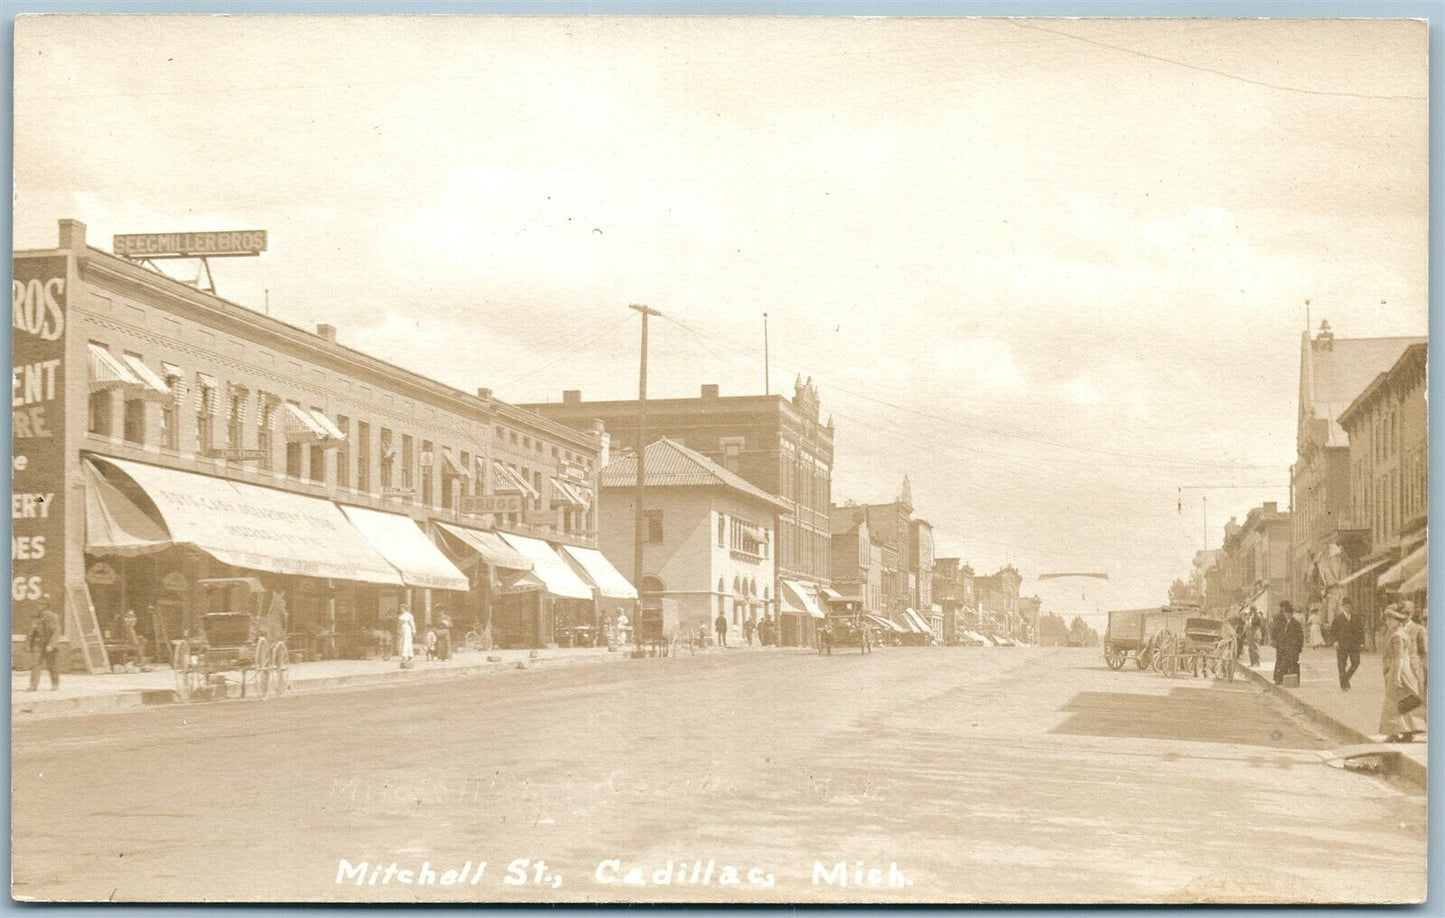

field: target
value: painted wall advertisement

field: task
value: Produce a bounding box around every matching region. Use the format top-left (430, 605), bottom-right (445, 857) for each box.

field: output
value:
top-left (12, 255), bottom-right (68, 634)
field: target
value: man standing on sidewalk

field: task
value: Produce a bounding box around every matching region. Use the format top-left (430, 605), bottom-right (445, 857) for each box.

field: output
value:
top-left (1246, 605), bottom-right (1261, 666)
top-left (1333, 598), bottom-right (1363, 690)
top-left (1274, 601), bottom-right (1304, 685)
top-left (714, 611), bottom-right (729, 648)
top-left (743, 616), bottom-right (756, 647)
top-left (26, 607), bottom-right (62, 691)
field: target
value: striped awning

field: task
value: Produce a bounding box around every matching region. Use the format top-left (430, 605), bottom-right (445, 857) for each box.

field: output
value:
top-left (118, 354), bottom-right (174, 401)
top-left (87, 343), bottom-right (143, 392)
top-left (550, 476), bottom-right (591, 508)
top-left (283, 402), bottom-right (328, 443)
top-left (440, 449), bottom-right (468, 478)
top-left (491, 460), bottom-right (540, 500)
top-left (307, 409), bottom-right (346, 443)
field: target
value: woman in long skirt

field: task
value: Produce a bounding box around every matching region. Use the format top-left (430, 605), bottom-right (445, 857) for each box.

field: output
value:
top-left (1380, 605), bottom-right (1425, 741)
top-left (1307, 609), bottom-right (1326, 648)
top-left (396, 606), bottom-right (416, 668)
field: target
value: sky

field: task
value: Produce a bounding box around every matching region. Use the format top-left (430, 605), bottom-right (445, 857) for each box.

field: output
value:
top-left (13, 16), bottom-right (1428, 616)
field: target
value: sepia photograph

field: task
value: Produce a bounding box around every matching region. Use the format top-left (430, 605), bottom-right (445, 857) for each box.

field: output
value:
top-left (9, 13), bottom-right (1430, 904)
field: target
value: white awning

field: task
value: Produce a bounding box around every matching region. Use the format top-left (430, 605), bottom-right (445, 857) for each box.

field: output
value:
top-left (88, 456), bottom-right (403, 585)
top-left (561, 545), bottom-right (637, 600)
top-left (84, 463), bottom-right (171, 556)
top-left (779, 578), bottom-right (826, 619)
top-left (865, 613), bottom-right (905, 633)
top-left (1378, 543), bottom-right (1428, 587)
top-left (284, 403), bottom-right (328, 443)
top-left (437, 522), bottom-right (534, 571)
top-left (308, 409), bottom-right (347, 443)
top-left (498, 532), bottom-right (594, 600)
top-left (1399, 563), bottom-right (1428, 594)
top-left (1338, 558), bottom-right (1392, 587)
top-left (550, 476), bottom-right (591, 508)
top-left (87, 343), bottom-right (142, 391)
top-left (337, 506), bottom-right (469, 591)
top-left (491, 460), bottom-right (540, 500)
top-left (118, 354), bottom-right (173, 401)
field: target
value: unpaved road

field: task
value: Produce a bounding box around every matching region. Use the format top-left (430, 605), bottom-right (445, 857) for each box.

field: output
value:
top-left (12, 646), bottom-right (1426, 903)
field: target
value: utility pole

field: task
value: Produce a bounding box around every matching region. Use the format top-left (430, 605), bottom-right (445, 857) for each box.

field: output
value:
top-left (1202, 495), bottom-right (1208, 549)
top-left (630, 303), bottom-right (662, 591)
top-left (763, 311), bottom-right (770, 395)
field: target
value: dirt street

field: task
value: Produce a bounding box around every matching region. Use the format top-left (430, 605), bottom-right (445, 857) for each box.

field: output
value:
top-left (11, 646), bottom-right (1426, 903)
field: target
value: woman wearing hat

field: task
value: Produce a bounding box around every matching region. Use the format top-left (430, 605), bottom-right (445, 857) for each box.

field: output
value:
top-left (1380, 604), bottom-right (1425, 742)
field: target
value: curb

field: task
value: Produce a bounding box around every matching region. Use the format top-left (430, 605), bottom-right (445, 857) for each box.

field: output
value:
top-left (12, 649), bottom-right (633, 722)
top-left (1241, 665), bottom-right (1426, 787)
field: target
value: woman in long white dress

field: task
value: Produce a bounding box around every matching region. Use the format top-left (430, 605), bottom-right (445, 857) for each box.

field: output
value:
top-left (1307, 610), bottom-right (1326, 648)
top-left (396, 607), bottom-right (416, 668)
top-left (1380, 605), bottom-right (1425, 741)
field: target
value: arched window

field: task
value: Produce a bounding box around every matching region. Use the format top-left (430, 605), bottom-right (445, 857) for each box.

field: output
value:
top-left (639, 575), bottom-right (666, 595)
top-left (733, 576), bottom-right (741, 594)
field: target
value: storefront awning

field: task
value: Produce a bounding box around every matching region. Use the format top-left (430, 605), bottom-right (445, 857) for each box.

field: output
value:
top-left (865, 613), bottom-right (904, 633)
top-left (436, 522), bottom-right (533, 571)
top-left (338, 506), bottom-right (469, 592)
top-left (779, 578), bottom-right (826, 619)
top-left (1399, 563), bottom-right (1428, 594)
top-left (1338, 558), bottom-right (1392, 587)
top-left (84, 463), bottom-right (171, 556)
top-left (561, 546), bottom-right (637, 600)
top-left (1378, 543), bottom-right (1428, 587)
top-left (88, 456), bottom-right (403, 585)
top-left (498, 532), bottom-right (594, 600)
top-left (902, 608), bottom-right (934, 634)
top-left (87, 343), bottom-right (143, 391)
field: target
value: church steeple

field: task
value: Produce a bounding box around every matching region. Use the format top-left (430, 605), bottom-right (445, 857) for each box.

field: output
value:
top-left (897, 474), bottom-right (913, 513)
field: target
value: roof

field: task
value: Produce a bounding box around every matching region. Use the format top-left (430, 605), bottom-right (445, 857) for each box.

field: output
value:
top-left (1337, 342), bottom-right (1428, 431)
top-left (598, 438), bottom-right (790, 510)
top-left (1300, 331), bottom-right (1426, 448)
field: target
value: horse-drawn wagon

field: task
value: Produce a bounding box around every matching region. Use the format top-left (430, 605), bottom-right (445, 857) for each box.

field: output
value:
top-left (172, 578), bottom-right (290, 702)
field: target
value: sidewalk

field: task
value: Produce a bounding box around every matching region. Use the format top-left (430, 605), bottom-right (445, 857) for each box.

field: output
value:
top-left (11, 645), bottom-right (635, 720)
top-left (1244, 645), bottom-right (1426, 784)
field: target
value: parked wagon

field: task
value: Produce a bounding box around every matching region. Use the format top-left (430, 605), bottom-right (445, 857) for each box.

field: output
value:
top-left (819, 599), bottom-right (872, 654)
top-left (634, 598), bottom-right (680, 657)
top-left (1155, 616), bottom-right (1238, 682)
top-left (172, 578), bottom-right (290, 702)
top-left (1104, 604), bottom-right (1194, 671)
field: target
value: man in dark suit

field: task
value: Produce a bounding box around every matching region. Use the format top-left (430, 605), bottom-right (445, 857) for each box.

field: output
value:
top-left (27, 607), bottom-right (62, 691)
top-left (1274, 601), bottom-right (1304, 685)
top-left (1332, 598), bottom-right (1364, 690)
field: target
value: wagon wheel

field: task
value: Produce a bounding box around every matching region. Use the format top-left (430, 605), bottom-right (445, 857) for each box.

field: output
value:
top-left (268, 642), bottom-right (291, 697)
top-left (1136, 646), bottom-right (1151, 670)
top-left (249, 636), bottom-right (269, 699)
top-left (1104, 647), bottom-right (1126, 670)
top-left (1160, 634), bottom-right (1179, 678)
top-left (1214, 640), bottom-right (1236, 682)
top-left (172, 639), bottom-right (203, 703)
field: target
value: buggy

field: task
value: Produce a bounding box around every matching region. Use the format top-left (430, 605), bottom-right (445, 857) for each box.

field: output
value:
top-left (172, 578), bottom-right (290, 702)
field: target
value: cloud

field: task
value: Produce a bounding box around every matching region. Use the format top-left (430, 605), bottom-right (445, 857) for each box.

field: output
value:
top-left (933, 339), bottom-right (1027, 395)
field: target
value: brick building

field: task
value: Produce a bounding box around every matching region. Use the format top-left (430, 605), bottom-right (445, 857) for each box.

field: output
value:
top-left (522, 378), bottom-right (833, 646)
top-left (15, 219), bottom-right (630, 669)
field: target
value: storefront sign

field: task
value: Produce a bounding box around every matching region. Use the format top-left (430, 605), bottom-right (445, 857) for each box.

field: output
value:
top-left (12, 255), bottom-right (68, 632)
top-left (113, 231), bottom-right (268, 259)
top-left (556, 459), bottom-right (588, 482)
top-left (462, 495), bottom-right (521, 515)
top-left (206, 447), bottom-right (267, 461)
top-left (86, 563), bottom-right (119, 586)
top-left (523, 509), bottom-right (556, 525)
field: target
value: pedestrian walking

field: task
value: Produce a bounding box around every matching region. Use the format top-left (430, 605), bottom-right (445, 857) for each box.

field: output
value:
top-left (714, 612), bottom-right (728, 648)
top-left (1245, 605), bottom-right (1261, 666)
top-left (1380, 604), bottom-right (1425, 742)
top-left (1332, 598), bottom-right (1363, 690)
top-left (1230, 612), bottom-right (1247, 659)
top-left (26, 607), bottom-right (62, 691)
top-left (616, 609), bottom-right (630, 647)
top-left (1404, 600), bottom-right (1427, 694)
top-left (1269, 603), bottom-right (1289, 651)
top-left (743, 616), bottom-right (756, 647)
top-left (436, 612), bottom-right (452, 661)
top-left (1307, 608), bottom-right (1326, 648)
top-left (1274, 601), bottom-right (1303, 686)
top-left (396, 606), bottom-right (416, 669)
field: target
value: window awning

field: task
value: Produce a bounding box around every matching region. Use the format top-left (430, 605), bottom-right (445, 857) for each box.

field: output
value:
top-left (440, 450), bottom-right (468, 478)
top-left (902, 608), bottom-right (934, 634)
top-left (1378, 543), bottom-right (1428, 587)
top-left (1399, 563), bottom-right (1428, 594)
top-left (779, 578), bottom-right (826, 619)
top-left (337, 506), bottom-right (469, 591)
top-left (87, 456), bottom-right (403, 585)
top-left (560, 545), bottom-right (637, 600)
top-left (550, 476), bottom-right (591, 508)
top-left (1338, 558), bottom-right (1392, 587)
top-left (491, 461), bottom-right (540, 500)
top-left (284, 403), bottom-right (328, 443)
top-left (436, 522), bottom-right (534, 572)
top-left (498, 532), bottom-right (594, 600)
top-left (84, 463), bottom-right (171, 556)
top-left (87, 343), bottom-right (142, 392)
top-left (118, 354), bottom-right (173, 401)
top-left (308, 409), bottom-right (346, 443)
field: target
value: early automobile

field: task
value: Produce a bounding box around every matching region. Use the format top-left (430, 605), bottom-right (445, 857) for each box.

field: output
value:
top-left (819, 599), bottom-right (873, 654)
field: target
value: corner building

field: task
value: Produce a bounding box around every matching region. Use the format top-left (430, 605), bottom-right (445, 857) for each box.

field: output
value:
top-left (14, 220), bottom-right (629, 670)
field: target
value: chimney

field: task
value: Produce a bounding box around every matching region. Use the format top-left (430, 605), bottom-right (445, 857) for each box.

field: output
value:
top-left (1314, 319), bottom-right (1334, 351)
top-left (58, 219), bottom-right (87, 251)
top-left (1264, 501), bottom-right (1277, 513)
top-left (476, 387), bottom-right (493, 401)
top-left (316, 323), bottom-right (337, 344)
top-left (701, 384), bottom-right (719, 398)
top-left (563, 389), bottom-right (581, 404)
top-left (594, 420), bottom-right (610, 466)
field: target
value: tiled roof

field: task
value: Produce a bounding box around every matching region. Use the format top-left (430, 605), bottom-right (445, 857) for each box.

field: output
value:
top-left (599, 438), bottom-right (788, 509)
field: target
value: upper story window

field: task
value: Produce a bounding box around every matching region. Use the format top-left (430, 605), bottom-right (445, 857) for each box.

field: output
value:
top-left (380, 428), bottom-right (395, 487)
top-left (356, 421), bottom-right (371, 491)
top-left (335, 416), bottom-right (351, 488)
top-left (401, 434), bottom-right (415, 490)
top-left (644, 510), bottom-right (664, 543)
top-left (195, 374), bottom-right (218, 456)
